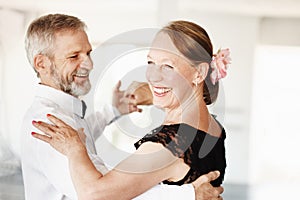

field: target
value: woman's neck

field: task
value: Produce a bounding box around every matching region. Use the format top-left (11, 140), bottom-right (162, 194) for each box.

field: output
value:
top-left (163, 92), bottom-right (211, 132)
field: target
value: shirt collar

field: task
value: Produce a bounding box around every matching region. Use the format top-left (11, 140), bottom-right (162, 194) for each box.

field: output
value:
top-left (35, 84), bottom-right (85, 118)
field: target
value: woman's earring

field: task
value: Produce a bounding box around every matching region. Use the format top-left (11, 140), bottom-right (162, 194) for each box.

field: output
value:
top-left (193, 80), bottom-right (198, 87)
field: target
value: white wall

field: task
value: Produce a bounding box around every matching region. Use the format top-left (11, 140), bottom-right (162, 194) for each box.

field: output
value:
top-left (2, 10), bottom-right (39, 153)
top-left (0, 9), bottom-right (38, 175)
top-left (248, 17), bottom-right (300, 198)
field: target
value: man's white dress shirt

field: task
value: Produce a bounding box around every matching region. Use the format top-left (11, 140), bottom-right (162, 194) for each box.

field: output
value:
top-left (20, 84), bottom-right (195, 200)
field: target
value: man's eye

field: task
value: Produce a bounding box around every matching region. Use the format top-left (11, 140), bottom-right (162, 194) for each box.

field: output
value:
top-left (69, 55), bottom-right (78, 59)
top-left (147, 61), bottom-right (155, 65)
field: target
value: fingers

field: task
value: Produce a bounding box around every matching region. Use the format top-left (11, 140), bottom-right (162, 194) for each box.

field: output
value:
top-left (114, 80), bottom-right (122, 92)
top-left (127, 104), bottom-right (140, 113)
top-left (120, 95), bottom-right (137, 105)
top-left (46, 114), bottom-right (70, 128)
top-left (124, 81), bottom-right (139, 96)
top-left (194, 182), bottom-right (223, 200)
top-left (114, 83), bottom-right (147, 114)
top-left (119, 95), bottom-right (142, 113)
top-left (205, 170), bottom-right (220, 182)
top-left (197, 170), bottom-right (220, 184)
top-left (193, 171), bottom-right (223, 200)
top-left (125, 82), bottom-right (153, 105)
top-left (215, 186), bottom-right (224, 195)
top-left (211, 197), bottom-right (223, 200)
top-left (32, 120), bottom-right (59, 137)
top-left (32, 114), bottom-right (77, 139)
top-left (211, 186), bottom-right (223, 198)
top-left (124, 93), bottom-right (136, 99)
top-left (31, 132), bottom-right (51, 143)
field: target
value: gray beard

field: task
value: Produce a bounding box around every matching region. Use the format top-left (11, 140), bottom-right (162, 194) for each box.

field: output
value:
top-left (50, 66), bottom-right (91, 97)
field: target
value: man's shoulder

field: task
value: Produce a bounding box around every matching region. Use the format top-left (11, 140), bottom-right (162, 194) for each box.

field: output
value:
top-left (23, 97), bottom-right (76, 127)
top-left (24, 97), bottom-right (58, 120)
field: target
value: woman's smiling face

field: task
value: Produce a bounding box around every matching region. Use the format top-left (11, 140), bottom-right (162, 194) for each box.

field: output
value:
top-left (146, 32), bottom-right (198, 110)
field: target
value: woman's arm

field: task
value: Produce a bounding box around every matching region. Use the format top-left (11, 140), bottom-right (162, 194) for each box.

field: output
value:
top-left (86, 151), bottom-right (180, 199)
top-left (32, 114), bottom-right (181, 200)
top-left (32, 118), bottom-right (104, 198)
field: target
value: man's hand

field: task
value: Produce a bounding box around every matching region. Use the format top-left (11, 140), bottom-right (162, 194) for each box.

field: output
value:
top-left (192, 171), bottom-right (224, 200)
top-left (112, 80), bottom-right (142, 115)
top-left (125, 81), bottom-right (153, 105)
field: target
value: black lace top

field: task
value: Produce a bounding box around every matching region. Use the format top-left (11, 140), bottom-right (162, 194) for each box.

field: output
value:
top-left (134, 123), bottom-right (226, 186)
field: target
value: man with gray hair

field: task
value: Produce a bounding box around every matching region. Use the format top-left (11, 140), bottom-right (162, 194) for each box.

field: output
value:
top-left (21, 13), bottom-right (223, 200)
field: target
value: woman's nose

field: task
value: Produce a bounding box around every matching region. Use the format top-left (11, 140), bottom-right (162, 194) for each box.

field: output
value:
top-left (146, 65), bottom-right (163, 82)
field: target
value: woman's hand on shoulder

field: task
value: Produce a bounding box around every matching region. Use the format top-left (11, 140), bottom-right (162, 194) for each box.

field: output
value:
top-left (32, 114), bottom-right (86, 156)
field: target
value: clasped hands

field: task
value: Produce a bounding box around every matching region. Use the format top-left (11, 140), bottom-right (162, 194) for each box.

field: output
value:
top-left (112, 81), bottom-right (153, 115)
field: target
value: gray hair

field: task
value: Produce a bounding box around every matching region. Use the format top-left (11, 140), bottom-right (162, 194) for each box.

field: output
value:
top-left (25, 14), bottom-right (87, 76)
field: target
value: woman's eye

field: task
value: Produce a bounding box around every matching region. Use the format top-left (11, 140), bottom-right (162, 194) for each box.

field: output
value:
top-left (162, 64), bottom-right (174, 70)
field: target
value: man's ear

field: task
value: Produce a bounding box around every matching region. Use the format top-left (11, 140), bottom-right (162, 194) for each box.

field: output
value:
top-left (33, 54), bottom-right (51, 74)
top-left (193, 62), bottom-right (209, 84)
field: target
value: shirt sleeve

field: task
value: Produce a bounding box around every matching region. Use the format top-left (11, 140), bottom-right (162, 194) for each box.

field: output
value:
top-left (133, 183), bottom-right (195, 200)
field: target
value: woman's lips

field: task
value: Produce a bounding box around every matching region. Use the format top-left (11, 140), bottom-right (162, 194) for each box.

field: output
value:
top-left (152, 86), bottom-right (172, 97)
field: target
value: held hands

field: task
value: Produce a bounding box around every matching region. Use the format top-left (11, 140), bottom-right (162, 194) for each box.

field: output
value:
top-left (31, 114), bottom-right (86, 156)
top-left (192, 171), bottom-right (224, 200)
top-left (125, 81), bottom-right (153, 105)
top-left (112, 81), bottom-right (153, 115)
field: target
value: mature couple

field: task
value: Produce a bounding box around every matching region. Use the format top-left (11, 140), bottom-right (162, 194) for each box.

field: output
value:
top-left (21, 13), bottom-right (230, 200)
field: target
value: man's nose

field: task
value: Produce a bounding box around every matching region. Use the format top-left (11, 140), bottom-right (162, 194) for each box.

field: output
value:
top-left (81, 56), bottom-right (93, 70)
